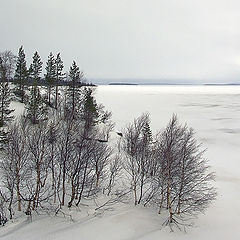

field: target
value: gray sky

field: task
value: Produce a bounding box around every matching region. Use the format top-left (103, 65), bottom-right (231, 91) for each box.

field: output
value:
top-left (1, 0), bottom-right (240, 83)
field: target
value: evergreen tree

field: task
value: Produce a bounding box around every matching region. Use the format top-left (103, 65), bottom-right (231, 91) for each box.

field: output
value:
top-left (0, 82), bottom-right (14, 128)
top-left (65, 61), bottom-right (83, 119)
top-left (0, 54), bottom-right (15, 147)
top-left (26, 52), bottom-right (46, 124)
top-left (81, 87), bottom-right (98, 130)
top-left (14, 46), bottom-right (28, 102)
top-left (80, 87), bottom-right (112, 131)
top-left (142, 119), bottom-right (152, 143)
top-left (26, 86), bottom-right (47, 124)
top-left (54, 53), bottom-right (65, 109)
top-left (45, 52), bottom-right (56, 106)
top-left (29, 51), bottom-right (43, 84)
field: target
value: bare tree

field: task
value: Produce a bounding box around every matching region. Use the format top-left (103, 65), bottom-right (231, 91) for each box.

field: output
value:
top-left (0, 50), bottom-right (16, 81)
top-left (26, 122), bottom-right (52, 210)
top-left (106, 154), bottom-right (123, 196)
top-left (152, 115), bottom-right (217, 228)
top-left (1, 117), bottom-right (30, 212)
top-left (121, 113), bottom-right (153, 205)
top-left (56, 117), bottom-right (76, 206)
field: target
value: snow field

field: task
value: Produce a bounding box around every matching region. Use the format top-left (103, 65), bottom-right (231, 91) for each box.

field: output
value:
top-left (1, 85), bottom-right (240, 240)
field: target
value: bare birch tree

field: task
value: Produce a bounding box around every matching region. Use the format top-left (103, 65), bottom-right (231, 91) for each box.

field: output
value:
top-left (153, 115), bottom-right (217, 228)
top-left (121, 113), bottom-right (153, 205)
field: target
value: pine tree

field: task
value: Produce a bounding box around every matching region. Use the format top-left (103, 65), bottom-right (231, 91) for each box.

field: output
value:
top-left (0, 82), bottom-right (14, 128)
top-left (80, 87), bottom-right (112, 130)
top-left (45, 52), bottom-right (56, 106)
top-left (29, 51), bottom-right (43, 84)
top-left (65, 61), bottom-right (83, 119)
top-left (14, 46), bottom-right (28, 102)
top-left (142, 119), bottom-right (152, 143)
top-left (26, 52), bottom-right (47, 124)
top-left (0, 54), bottom-right (15, 147)
top-left (81, 87), bottom-right (98, 130)
top-left (54, 53), bottom-right (65, 109)
top-left (26, 86), bottom-right (47, 124)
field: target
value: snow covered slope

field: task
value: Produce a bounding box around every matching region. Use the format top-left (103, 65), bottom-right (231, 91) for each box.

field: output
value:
top-left (1, 85), bottom-right (240, 240)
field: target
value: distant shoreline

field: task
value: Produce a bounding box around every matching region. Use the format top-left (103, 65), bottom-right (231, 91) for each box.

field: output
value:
top-left (108, 82), bottom-right (138, 86)
top-left (101, 83), bottom-right (240, 86)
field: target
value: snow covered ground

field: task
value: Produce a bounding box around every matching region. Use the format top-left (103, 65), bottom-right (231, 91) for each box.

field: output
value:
top-left (1, 85), bottom-right (240, 240)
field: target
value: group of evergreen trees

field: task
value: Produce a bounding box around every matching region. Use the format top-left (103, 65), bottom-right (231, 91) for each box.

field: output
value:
top-left (14, 46), bottom-right (68, 109)
top-left (0, 46), bottom-right (91, 137)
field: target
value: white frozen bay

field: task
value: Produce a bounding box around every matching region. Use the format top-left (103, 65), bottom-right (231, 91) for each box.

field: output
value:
top-left (96, 85), bottom-right (240, 239)
top-left (1, 85), bottom-right (240, 240)
top-left (96, 85), bottom-right (240, 177)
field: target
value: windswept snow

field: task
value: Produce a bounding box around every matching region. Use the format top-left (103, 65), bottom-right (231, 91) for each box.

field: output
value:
top-left (1, 85), bottom-right (240, 240)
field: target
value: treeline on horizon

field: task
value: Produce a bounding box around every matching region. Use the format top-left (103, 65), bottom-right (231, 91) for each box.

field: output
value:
top-left (0, 46), bottom-right (95, 121)
top-left (0, 46), bottom-right (95, 85)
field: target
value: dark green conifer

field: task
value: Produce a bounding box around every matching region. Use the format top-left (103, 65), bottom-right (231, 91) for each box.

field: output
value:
top-left (54, 53), bottom-right (65, 109)
top-left (14, 46), bottom-right (28, 102)
top-left (65, 61), bottom-right (83, 119)
top-left (26, 51), bottom-right (47, 124)
top-left (45, 52), bottom-right (56, 106)
top-left (0, 56), bottom-right (14, 147)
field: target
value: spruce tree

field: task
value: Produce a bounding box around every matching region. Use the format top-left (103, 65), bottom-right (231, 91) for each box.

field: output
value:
top-left (65, 61), bottom-right (83, 119)
top-left (45, 52), bottom-right (56, 106)
top-left (0, 57), bottom-right (14, 147)
top-left (81, 87), bottom-right (98, 130)
top-left (14, 46), bottom-right (28, 102)
top-left (29, 51), bottom-right (43, 84)
top-left (80, 87), bottom-right (112, 130)
top-left (26, 86), bottom-right (47, 124)
top-left (55, 53), bottom-right (65, 109)
top-left (26, 51), bottom-right (46, 124)
top-left (0, 82), bottom-right (14, 127)
top-left (142, 119), bottom-right (152, 143)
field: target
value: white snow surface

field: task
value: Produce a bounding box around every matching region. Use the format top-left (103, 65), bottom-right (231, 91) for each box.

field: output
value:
top-left (1, 85), bottom-right (240, 240)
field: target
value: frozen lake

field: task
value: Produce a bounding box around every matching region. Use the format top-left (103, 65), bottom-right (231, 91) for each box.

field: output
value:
top-left (95, 85), bottom-right (240, 239)
top-left (96, 85), bottom-right (240, 174)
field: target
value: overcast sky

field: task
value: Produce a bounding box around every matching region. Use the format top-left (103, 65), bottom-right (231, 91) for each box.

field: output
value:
top-left (1, 0), bottom-right (240, 83)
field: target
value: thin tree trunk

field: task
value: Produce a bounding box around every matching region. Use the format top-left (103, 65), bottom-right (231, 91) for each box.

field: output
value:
top-left (76, 161), bottom-right (88, 206)
top-left (16, 167), bottom-right (21, 211)
top-left (48, 87), bottom-right (51, 105)
top-left (68, 178), bottom-right (76, 207)
top-left (61, 163), bottom-right (66, 206)
top-left (137, 174), bottom-right (144, 204)
top-left (8, 189), bottom-right (14, 219)
top-left (158, 188), bottom-right (164, 214)
top-left (32, 164), bottom-right (40, 210)
top-left (55, 85), bottom-right (58, 109)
